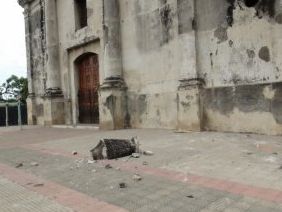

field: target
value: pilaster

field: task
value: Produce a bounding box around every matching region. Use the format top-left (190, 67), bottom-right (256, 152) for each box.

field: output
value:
top-left (43, 0), bottom-right (65, 125)
top-left (176, 0), bottom-right (203, 132)
top-left (100, 0), bottom-right (127, 130)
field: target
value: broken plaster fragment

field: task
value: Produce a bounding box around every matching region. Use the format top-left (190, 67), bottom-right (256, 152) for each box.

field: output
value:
top-left (30, 162), bottom-right (39, 167)
top-left (87, 160), bottom-right (95, 164)
top-left (143, 151), bottom-right (154, 156)
top-left (133, 174), bottom-right (142, 182)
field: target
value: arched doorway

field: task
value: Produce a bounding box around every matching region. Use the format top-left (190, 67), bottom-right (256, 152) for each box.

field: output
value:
top-left (75, 53), bottom-right (99, 124)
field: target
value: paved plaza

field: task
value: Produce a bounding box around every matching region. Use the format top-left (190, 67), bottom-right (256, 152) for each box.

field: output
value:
top-left (0, 126), bottom-right (282, 211)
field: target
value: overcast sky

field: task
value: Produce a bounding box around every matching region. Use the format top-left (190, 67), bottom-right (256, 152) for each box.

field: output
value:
top-left (0, 1), bottom-right (26, 84)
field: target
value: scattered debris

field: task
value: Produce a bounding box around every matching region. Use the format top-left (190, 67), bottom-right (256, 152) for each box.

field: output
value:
top-left (246, 152), bottom-right (253, 155)
top-left (105, 164), bottom-right (113, 169)
top-left (279, 165), bottom-right (282, 170)
top-left (272, 152), bottom-right (278, 155)
top-left (33, 183), bottom-right (44, 187)
top-left (119, 183), bottom-right (127, 188)
top-left (143, 150), bottom-right (154, 156)
top-left (186, 195), bottom-right (194, 199)
top-left (90, 137), bottom-right (139, 160)
top-left (30, 162), bottom-right (39, 167)
top-left (72, 151), bottom-right (78, 156)
top-left (132, 153), bottom-right (140, 158)
top-left (115, 167), bottom-right (121, 171)
top-left (91, 169), bottom-right (97, 173)
top-left (15, 163), bottom-right (23, 168)
top-left (133, 174), bottom-right (142, 182)
top-left (174, 131), bottom-right (187, 134)
top-left (143, 161), bottom-right (149, 166)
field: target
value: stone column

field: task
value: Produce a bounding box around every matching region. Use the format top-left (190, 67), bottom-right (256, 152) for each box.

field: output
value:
top-left (100, 0), bottom-right (127, 130)
top-left (43, 0), bottom-right (65, 125)
top-left (45, 0), bottom-right (62, 94)
top-left (23, 3), bottom-right (37, 125)
top-left (103, 0), bottom-right (123, 82)
top-left (177, 0), bottom-right (203, 132)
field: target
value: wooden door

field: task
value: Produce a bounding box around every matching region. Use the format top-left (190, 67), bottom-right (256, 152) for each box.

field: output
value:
top-left (77, 54), bottom-right (99, 124)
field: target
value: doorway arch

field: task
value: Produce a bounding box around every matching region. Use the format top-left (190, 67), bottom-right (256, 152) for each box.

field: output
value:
top-left (75, 53), bottom-right (100, 124)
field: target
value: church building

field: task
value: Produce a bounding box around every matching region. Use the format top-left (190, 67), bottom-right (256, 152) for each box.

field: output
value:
top-left (18, 0), bottom-right (282, 135)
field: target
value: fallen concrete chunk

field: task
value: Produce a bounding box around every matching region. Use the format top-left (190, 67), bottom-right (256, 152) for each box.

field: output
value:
top-left (186, 195), bottom-right (194, 199)
top-left (132, 153), bottom-right (140, 158)
top-left (87, 160), bottom-right (95, 164)
top-left (72, 151), bottom-right (78, 155)
top-left (90, 137), bottom-right (139, 160)
top-left (15, 163), bottom-right (23, 168)
top-left (105, 164), bottom-right (113, 169)
top-left (119, 183), bottom-right (127, 188)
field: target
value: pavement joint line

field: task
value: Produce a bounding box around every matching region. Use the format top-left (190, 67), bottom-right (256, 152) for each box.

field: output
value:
top-left (20, 143), bottom-right (282, 204)
top-left (0, 162), bottom-right (128, 212)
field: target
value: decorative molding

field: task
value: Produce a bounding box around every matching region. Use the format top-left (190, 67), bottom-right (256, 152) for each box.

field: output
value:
top-left (18, 0), bottom-right (34, 7)
top-left (100, 77), bottom-right (127, 90)
top-left (67, 36), bottom-right (100, 51)
top-left (178, 78), bottom-right (206, 90)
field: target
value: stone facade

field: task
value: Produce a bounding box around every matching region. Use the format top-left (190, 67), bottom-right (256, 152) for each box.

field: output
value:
top-left (19, 0), bottom-right (282, 135)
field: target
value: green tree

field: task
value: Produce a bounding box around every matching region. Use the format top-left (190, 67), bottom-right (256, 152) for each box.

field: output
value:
top-left (0, 75), bottom-right (28, 102)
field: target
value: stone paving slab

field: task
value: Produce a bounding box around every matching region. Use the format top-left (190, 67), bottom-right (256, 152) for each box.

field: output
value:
top-left (0, 176), bottom-right (72, 212)
top-left (0, 147), bottom-right (281, 212)
top-left (0, 160), bottom-right (127, 212)
top-left (1, 127), bottom-right (282, 211)
top-left (25, 128), bottom-right (282, 191)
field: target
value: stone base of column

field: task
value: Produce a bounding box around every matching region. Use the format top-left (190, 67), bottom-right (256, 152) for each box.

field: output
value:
top-left (177, 79), bottom-right (204, 132)
top-left (99, 78), bottom-right (127, 130)
top-left (43, 89), bottom-right (65, 126)
top-left (26, 93), bottom-right (37, 125)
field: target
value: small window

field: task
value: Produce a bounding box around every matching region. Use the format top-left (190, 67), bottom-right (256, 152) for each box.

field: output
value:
top-left (75, 0), bottom-right (88, 30)
top-left (244, 0), bottom-right (259, 7)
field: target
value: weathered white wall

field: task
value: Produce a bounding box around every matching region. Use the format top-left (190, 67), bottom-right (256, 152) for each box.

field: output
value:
top-left (119, 0), bottom-right (197, 129)
top-left (197, 0), bottom-right (282, 135)
top-left (22, 0), bottom-right (282, 135)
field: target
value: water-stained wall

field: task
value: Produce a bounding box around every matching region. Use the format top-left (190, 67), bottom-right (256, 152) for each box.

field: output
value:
top-left (20, 0), bottom-right (282, 135)
top-left (196, 0), bottom-right (282, 134)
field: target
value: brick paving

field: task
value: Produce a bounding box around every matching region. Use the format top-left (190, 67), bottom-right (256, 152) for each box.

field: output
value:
top-left (0, 127), bottom-right (282, 211)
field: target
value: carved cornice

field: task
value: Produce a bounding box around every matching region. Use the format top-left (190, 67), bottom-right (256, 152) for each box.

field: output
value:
top-left (18, 0), bottom-right (35, 7)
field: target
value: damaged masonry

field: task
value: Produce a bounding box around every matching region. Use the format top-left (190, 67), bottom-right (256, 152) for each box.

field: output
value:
top-left (18, 0), bottom-right (282, 135)
top-left (90, 137), bottom-right (153, 160)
